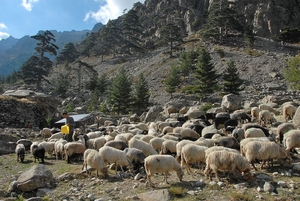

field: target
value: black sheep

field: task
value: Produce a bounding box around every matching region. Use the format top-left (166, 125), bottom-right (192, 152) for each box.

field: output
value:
top-left (32, 145), bottom-right (45, 163)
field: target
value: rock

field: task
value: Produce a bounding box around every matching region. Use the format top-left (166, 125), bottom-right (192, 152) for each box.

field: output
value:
top-left (201, 125), bottom-right (218, 137)
top-left (179, 106), bottom-right (188, 114)
top-left (130, 113), bottom-right (140, 122)
top-left (137, 189), bottom-right (171, 201)
top-left (277, 181), bottom-right (287, 188)
top-left (184, 106), bottom-right (205, 119)
top-left (221, 94), bottom-right (242, 112)
top-left (16, 164), bottom-right (54, 192)
top-left (143, 106), bottom-right (163, 122)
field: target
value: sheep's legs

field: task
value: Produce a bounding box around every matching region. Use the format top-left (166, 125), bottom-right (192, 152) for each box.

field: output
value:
top-left (250, 161), bottom-right (258, 171)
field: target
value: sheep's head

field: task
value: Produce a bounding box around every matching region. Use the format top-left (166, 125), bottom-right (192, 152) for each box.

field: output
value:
top-left (242, 169), bottom-right (253, 181)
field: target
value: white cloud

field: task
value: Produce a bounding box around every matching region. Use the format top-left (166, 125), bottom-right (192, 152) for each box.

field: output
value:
top-left (0, 23), bottom-right (8, 30)
top-left (21, 0), bottom-right (39, 11)
top-left (84, 0), bottom-right (145, 24)
top-left (0, 32), bottom-right (10, 40)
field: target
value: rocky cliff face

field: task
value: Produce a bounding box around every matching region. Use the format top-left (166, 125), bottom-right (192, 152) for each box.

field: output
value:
top-left (137, 0), bottom-right (300, 38)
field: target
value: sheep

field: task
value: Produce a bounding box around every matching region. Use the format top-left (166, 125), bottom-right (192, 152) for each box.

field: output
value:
top-left (232, 128), bottom-right (245, 142)
top-left (244, 127), bottom-right (266, 138)
top-left (149, 137), bottom-right (166, 153)
top-left (15, 144), bottom-right (25, 162)
top-left (181, 144), bottom-right (208, 174)
top-left (162, 126), bottom-right (174, 134)
top-left (214, 136), bottom-right (240, 150)
top-left (205, 146), bottom-right (240, 157)
top-left (16, 139), bottom-right (32, 151)
top-left (72, 128), bottom-right (83, 141)
top-left (64, 142), bottom-right (86, 163)
top-left (240, 137), bottom-right (271, 156)
top-left (283, 104), bottom-right (297, 122)
top-left (140, 135), bottom-right (156, 143)
top-left (42, 127), bottom-right (52, 138)
top-left (30, 141), bottom-right (39, 154)
top-left (283, 129), bottom-right (300, 155)
top-left (173, 127), bottom-right (200, 141)
top-left (134, 122), bottom-right (149, 131)
top-left (114, 133), bottom-right (134, 144)
top-left (124, 147), bottom-right (146, 173)
top-left (251, 107), bottom-right (260, 122)
top-left (160, 140), bottom-right (178, 156)
top-left (259, 110), bottom-right (276, 126)
top-left (175, 140), bottom-right (194, 163)
top-left (242, 123), bottom-right (270, 137)
top-left (223, 119), bottom-right (238, 133)
top-left (230, 111), bottom-right (251, 124)
top-left (213, 116), bottom-right (231, 129)
top-left (54, 138), bottom-right (67, 160)
top-left (204, 151), bottom-right (253, 182)
top-left (99, 146), bottom-right (133, 173)
top-left (161, 133), bottom-right (181, 141)
top-left (47, 132), bottom-right (64, 141)
top-left (104, 140), bottom-right (128, 150)
top-left (38, 141), bottom-right (55, 157)
top-left (277, 122), bottom-right (295, 144)
top-left (86, 131), bottom-right (104, 139)
top-left (128, 138), bottom-right (158, 157)
top-left (158, 122), bottom-right (172, 132)
top-left (82, 149), bottom-right (108, 177)
top-left (243, 141), bottom-right (291, 170)
top-left (93, 136), bottom-right (107, 150)
top-left (259, 104), bottom-right (276, 113)
top-left (144, 155), bottom-right (184, 186)
top-left (32, 145), bottom-right (45, 163)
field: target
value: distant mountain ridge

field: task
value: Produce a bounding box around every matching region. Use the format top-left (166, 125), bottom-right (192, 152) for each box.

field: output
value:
top-left (0, 23), bottom-right (103, 76)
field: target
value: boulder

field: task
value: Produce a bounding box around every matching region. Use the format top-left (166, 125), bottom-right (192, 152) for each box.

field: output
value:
top-left (184, 106), bottom-right (205, 119)
top-left (17, 164), bottom-right (54, 192)
top-left (293, 106), bottom-right (300, 128)
top-left (201, 125), bottom-right (218, 137)
top-left (221, 94), bottom-right (242, 112)
top-left (143, 106), bottom-right (163, 123)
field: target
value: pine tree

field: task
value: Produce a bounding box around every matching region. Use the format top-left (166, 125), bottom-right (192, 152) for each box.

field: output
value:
top-left (21, 30), bottom-right (58, 89)
top-left (222, 60), bottom-right (244, 95)
top-left (102, 20), bottom-right (123, 58)
top-left (201, 0), bottom-right (243, 43)
top-left (56, 42), bottom-right (79, 64)
top-left (194, 48), bottom-right (220, 98)
top-left (165, 64), bottom-right (181, 98)
top-left (133, 73), bottom-right (151, 114)
top-left (159, 22), bottom-right (183, 58)
top-left (179, 50), bottom-right (199, 77)
top-left (108, 67), bottom-right (132, 114)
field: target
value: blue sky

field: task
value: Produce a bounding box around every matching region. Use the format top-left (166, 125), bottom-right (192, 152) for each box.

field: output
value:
top-left (0, 0), bottom-right (145, 40)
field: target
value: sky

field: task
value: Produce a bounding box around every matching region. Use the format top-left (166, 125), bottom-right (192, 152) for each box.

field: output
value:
top-left (0, 0), bottom-right (145, 40)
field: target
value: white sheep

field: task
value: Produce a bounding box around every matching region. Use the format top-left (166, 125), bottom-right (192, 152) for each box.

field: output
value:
top-left (99, 146), bottom-right (133, 173)
top-left (175, 140), bottom-right (194, 163)
top-left (93, 136), bottom-right (107, 150)
top-left (134, 122), bottom-right (148, 131)
top-left (276, 122), bottom-right (294, 144)
top-left (64, 142), bottom-right (86, 163)
top-left (244, 127), bottom-right (266, 138)
top-left (86, 131), bottom-right (103, 139)
top-left (240, 137), bottom-right (271, 156)
top-left (243, 141), bottom-right (291, 170)
top-left (174, 127), bottom-right (200, 140)
top-left (259, 104), bottom-right (276, 113)
top-left (140, 135), bottom-right (156, 143)
top-left (160, 140), bottom-right (178, 155)
top-left (124, 147), bottom-right (146, 172)
top-left (47, 132), bottom-right (64, 141)
top-left (162, 126), bottom-right (174, 134)
top-left (144, 154), bottom-right (184, 186)
top-left (283, 129), bottom-right (300, 155)
top-left (204, 151), bottom-right (253, 181)
top-left (161, 133), bottom-right (181, 141)
top-left (158, 122), bottom-right (171, 132)
top-left (181, 144), bottom-right (208, 174)
top-left (205, 146), bottom-right (240, 157)
top-left (128, 138), bottom-right (158, 157)
top-left (149, 137), bottom-right (166, 153)
top-left (251, 107), bottom-right (260, 122)
top-left (82, 149), bottom-right (108, 177)
top-left (38, 141), bottom-right (55, 157)
top-left (54, 138), bottom-right (67, 160)
top-left (114, 133), bottom-right (134, 144)
top-left (15, 144), bottom-right (25, 162)
top-left (259, 110), bottom-right (275, 126)
top-left (30, 141), bottom-right (39, 154)
top-left (104, 140), bottom-right (128, 150)
top-left (283, 104), bottom-right (297, 122)
top-left (42, 128), bottom-right (52, 138)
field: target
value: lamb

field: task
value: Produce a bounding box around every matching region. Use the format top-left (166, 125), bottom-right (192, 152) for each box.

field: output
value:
top-left (283, 104), bottom-right (297, 122)
top-left (104, 140), bottom-right (128, 150)
top-left (54, 138), bottom-right (67, 160)
top-left (283, 129), bottom-right (300, 155)
top-left (204, 151), bottom-right (253, 181)
top-left (47, 132), bottom-right (64, 141)
top-left (214, 136), bottom-right (240, 150)
top-left (128, 138), bottom-right (158, 157)
top-left (259, 110), bottom-right (276, 126)
top-left (124, 147), bottom-right (146, 173)
top-left (251, 107), bottom-right (260, 122)
top-left (38, 141), bottom-right (55, 157)
top-left (149, 137), bottom-right (166, 153)
top-left (82, 149), bottom-right (108, 177)
top-left (41, 127), bottom-right (52, 138)
top-left (64, 142), bottom-right (86, 163)
top-left (277, 122), bottom-right (294, 144)
top-left (160, 140), bottom-right (178, 156)
top-left (244, 127), bottom-right (266, 138)
top-left (32, 145), bottom-right (45, 163)
top-left (144, 154), bottom-right (184, 186)
top-left (15, 144), bottom-right (25, 162)
top-left (243, 141), bottom-right (291, 170)
top-left (16, 139), bottom-right (32, 151)
top-left (181, 144), bottom-right (208, 174)
top-left (99, 146), bottom-right (133, 173)
top-left (72, 128), bottom-right (83, 141)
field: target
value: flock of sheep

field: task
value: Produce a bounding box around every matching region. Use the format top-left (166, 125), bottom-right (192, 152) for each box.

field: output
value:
top-left (14, 102), bottom-right (300, 187)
